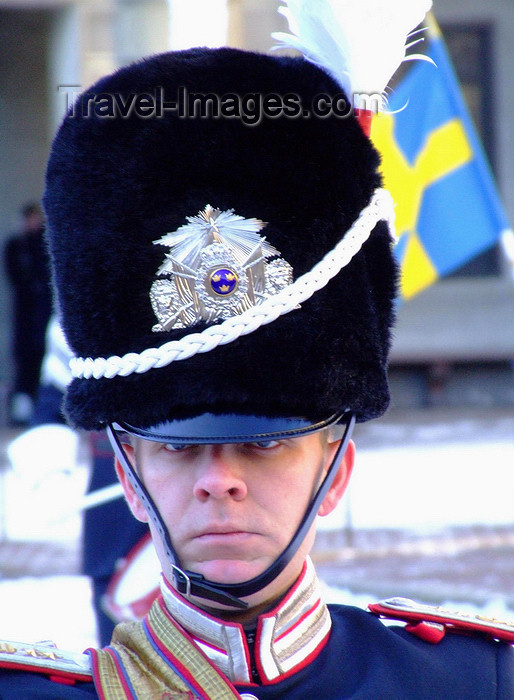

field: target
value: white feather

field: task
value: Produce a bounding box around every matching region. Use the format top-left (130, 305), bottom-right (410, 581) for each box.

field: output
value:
top-left (272, 0), bottom-right (433, 109)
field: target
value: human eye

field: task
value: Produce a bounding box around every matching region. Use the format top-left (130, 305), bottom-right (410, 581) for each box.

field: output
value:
top-left (163, 443), bottom-right (191, 452)
top-left (248, 440), bottom-right (280, 450)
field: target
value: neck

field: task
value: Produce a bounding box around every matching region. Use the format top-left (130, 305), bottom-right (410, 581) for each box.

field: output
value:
top-left (197, 592), bottom-right (288, 626)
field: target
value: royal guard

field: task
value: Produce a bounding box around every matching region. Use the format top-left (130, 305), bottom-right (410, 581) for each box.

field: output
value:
top-left (0, 0), bottom-right (512, 697)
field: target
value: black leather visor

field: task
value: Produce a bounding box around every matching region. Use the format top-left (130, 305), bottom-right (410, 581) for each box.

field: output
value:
top-left (113, 412), bottom-right (347, 445)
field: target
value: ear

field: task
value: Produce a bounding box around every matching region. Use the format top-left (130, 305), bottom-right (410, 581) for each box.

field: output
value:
top-left (317, 439), bottom-right (355, 517)
top-left (114, 447), bottom-right (150, 523)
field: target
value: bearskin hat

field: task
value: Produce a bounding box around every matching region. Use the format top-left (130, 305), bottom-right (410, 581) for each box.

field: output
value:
top-left (44, 46), bottom-right (397, 430)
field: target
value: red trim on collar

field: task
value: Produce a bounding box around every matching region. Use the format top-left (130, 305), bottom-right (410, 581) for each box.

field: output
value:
top-left (274, 597), bottom-right (323, 643)
top-left (252, 626), bottom-right (331, 687)
top-left (260, 559), bottom-right (310, 618)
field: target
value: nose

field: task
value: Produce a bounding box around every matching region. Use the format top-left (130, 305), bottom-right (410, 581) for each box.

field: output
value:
top-left (192, 446), bottom-right (248, 502)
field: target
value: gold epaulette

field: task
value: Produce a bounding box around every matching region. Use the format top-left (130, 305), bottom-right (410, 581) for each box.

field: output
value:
top-left (0, 638), bottom-right (92, 683)
top-left (369, 597), bottom-right (514, 645)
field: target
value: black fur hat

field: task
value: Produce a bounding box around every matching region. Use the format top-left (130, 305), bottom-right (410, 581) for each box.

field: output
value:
top-left (44, 47), bottom-right (397, 431)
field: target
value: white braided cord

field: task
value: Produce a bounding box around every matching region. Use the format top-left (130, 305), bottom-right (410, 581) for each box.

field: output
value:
top-left (70, 188), bottom-right (395, 380)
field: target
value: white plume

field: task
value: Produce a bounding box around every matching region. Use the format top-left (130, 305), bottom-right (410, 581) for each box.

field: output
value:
top-left (272, 0), bottom-right (433, 110)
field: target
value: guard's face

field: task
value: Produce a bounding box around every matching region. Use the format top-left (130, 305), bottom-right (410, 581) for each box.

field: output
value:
top-left (117, 432), bottom-right (353, 607)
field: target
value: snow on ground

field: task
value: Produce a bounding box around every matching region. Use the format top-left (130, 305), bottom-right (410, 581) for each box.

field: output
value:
top-left (0, 576), bottom-right (97, 652)
top-left (3, 425), bottom-right (89, 542)
top-left (318, 439), bottom-right (514, 532)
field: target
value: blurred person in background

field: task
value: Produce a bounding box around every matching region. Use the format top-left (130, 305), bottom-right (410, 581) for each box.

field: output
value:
top-left (3, 202), bottom-right (52, 426)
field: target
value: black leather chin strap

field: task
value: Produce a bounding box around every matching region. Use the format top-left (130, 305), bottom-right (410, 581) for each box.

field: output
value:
top-left (107, 413), bottom-right (355, 610)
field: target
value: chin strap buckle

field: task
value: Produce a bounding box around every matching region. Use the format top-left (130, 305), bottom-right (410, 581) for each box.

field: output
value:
top-left (172, 567), bottom-right (249, 610)
top-left (172, 566), bottom-right (193, 598)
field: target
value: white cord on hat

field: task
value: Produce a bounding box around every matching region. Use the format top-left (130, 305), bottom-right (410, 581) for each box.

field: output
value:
top-left (70, 188), bottom-right (395, 380)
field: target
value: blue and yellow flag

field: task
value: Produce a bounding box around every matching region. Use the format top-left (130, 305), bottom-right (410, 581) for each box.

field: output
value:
top-left (371, 16), bottom-right (510, 300)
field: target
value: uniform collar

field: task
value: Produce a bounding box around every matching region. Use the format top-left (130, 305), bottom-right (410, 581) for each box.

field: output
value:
top-left (160, 557), bottom-right (331, 685)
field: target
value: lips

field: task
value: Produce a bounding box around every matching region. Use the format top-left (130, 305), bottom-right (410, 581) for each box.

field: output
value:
top-left (187, 524), bottom-right (262, 552)
top-left (192, 523), bottom-right (254, 538)
top-left (188, 530), bottom-right (258, 562)
top-left (194, 528), bottom-right (254, 540)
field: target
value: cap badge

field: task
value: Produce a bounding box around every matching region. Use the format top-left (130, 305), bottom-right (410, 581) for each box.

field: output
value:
top-left (150, 205), bottom-right (293, 331)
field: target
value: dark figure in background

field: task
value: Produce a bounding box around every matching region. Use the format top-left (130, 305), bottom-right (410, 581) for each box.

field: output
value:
top-left (4, 203), bottom-right (53, 426)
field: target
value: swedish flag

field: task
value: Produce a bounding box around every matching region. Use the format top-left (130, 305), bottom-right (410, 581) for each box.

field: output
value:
top-left (372, 16), bottom-right (510, 300)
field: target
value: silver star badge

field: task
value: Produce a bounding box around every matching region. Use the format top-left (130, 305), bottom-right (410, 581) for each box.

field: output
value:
top-left (150, 205), bottom-right (294, 332)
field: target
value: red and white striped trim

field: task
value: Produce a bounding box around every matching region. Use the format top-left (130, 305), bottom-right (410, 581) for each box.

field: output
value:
top-left (160, 557), bottom-right (332, 685)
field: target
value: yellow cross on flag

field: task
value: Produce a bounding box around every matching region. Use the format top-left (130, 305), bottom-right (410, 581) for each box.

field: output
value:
top-left (371, 17), bottom-right (509, 300)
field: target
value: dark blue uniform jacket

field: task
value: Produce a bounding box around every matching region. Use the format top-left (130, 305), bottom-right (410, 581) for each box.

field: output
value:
top-left (0, 604), bottom-right (512, 698)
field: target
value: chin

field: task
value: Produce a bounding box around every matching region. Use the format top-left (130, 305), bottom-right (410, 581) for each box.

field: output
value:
top-left (194, 559), bottom-right (267, 584)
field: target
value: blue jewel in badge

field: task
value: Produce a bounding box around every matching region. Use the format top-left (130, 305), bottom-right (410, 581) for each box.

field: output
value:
top-left (210, 268), bottom-right (239, 296)
top-left (150, 205), bottom-right (294, 332)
